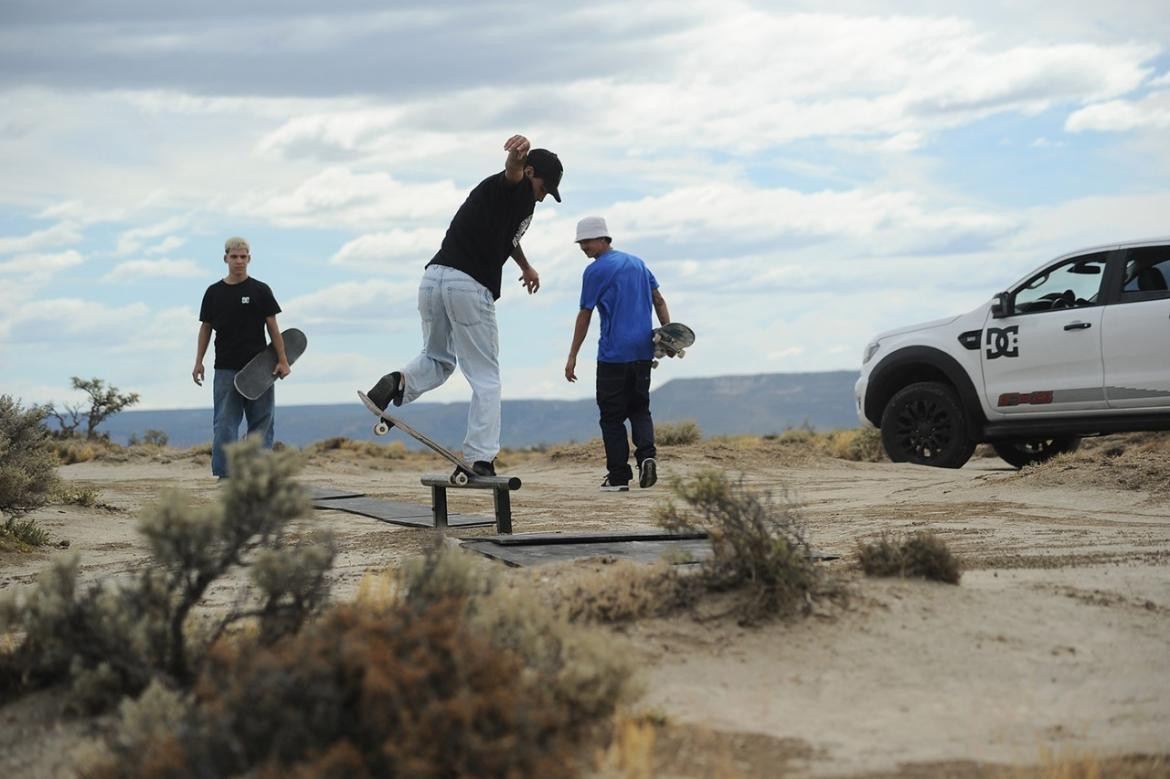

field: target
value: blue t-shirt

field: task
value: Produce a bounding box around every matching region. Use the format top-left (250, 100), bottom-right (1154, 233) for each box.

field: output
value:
top-left (579, 249), bottom-right (659, 362)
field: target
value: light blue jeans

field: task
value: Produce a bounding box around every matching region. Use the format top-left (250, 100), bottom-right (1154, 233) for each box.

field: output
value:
top-left (402, 264), bottom-right (500, 462)
top-left (211, 369), bottom-right (275, 477)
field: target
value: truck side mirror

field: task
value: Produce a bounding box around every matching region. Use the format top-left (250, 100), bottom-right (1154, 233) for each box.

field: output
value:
top-left (991, 291), bottom-right (1013, 319)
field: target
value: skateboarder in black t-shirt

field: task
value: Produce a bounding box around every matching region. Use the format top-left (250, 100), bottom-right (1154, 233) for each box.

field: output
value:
top-left (193, 236), bottom-right (290, 479)
top-left (366, 134), bottom-right (562, 480)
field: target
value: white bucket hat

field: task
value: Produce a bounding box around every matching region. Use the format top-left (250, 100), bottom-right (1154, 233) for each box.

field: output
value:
top-left (575, 215), bottom-right (610, 242)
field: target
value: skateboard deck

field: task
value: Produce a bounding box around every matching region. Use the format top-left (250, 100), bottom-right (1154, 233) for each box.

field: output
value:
top-left (357, 390), bottom-right (476, 485)
top-left (233, 328), bottom-right (307, 400)
top-left (651, 322), bottom-right (695, 367)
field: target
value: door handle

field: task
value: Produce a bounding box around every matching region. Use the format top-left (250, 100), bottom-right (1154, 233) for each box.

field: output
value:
top-left (1063, 322), bottom-right (1091, 331)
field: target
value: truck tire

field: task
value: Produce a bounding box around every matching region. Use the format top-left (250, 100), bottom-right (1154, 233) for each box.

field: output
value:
top-left (880, 381), bottom-right (975, 468)
top-left (991, 437), bottom-right (1081, 469)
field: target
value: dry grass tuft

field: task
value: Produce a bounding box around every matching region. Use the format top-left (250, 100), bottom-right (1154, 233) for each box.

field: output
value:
top-left (1010, 432), bottom-right (1170, 495)
top-left (306, 436), bottom-right (407, 459)
top-left (856, 531), bottom-right (961, 584)
top-left (656, 420), bottom-right (702, 446)
top-left (551, 560), bottom-right (699, 624)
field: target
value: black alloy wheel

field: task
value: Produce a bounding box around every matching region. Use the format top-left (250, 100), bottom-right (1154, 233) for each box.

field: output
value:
top-left (880, 381), bottom-right (975, 469)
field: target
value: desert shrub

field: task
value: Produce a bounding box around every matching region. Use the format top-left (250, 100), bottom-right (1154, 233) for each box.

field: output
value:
top-left (0, 395), bottom-right (59, 516)
top-left (88, 544), bottom-right (638, 778)
top-left (0, 439), bottom-right (333, 711)
top-left (0, 515), bottom-right (52, 551)
top-left (654, 470), bottom-right (836, 622)
top-left (50, 482), bottom-right (103, 508)
top-left (656, 420), bottom-right (701, 446)
top-left (141, 429), bottom-right (168, 447)
top-left (307, 436), bottom-right (407, 459)
top-left (51, 439), bottom-right (99, 464)
top-left (556, 560), bottom-right (699, 624)
top-left (88, 601), bottom-right (574, 779)
top-left (856, 531), bottom-right (961, 584)
top-left (829, 427), bottom-right (886, 462)
top-left (472, 585), bottom-right (640, 730)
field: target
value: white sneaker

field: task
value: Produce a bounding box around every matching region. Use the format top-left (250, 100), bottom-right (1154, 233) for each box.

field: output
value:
top-left (600, 476), bottom-right (629, 492)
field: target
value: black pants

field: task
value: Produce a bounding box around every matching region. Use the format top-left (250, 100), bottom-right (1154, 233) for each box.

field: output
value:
top-left (596, 360), bottom-right (656, 484)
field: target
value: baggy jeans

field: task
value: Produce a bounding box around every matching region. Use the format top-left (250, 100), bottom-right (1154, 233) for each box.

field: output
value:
top-left (596, 360), bottom-right (656, 484)
top-left (211, 369), bottom-right (275, 477)
top-left (402, 264), bottom-right (501, 463)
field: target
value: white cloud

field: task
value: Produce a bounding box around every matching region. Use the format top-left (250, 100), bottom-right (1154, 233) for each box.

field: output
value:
top-left (236, 167), bottom-right (464, 229)
top-left (282, 279), bottom-right (422, 332)
top-left (0, 298), bottom-right (150, 342)
top-left (101, 258), bottom-right (203, 282)
top-left (329, 228), bottom-right (447, 269)
top-left (0, 221), bottom-right (82, 255)
top-left (1065, 89), bottom-right (1170, 132)
top-left (146, 235), bottom-right (187, 255)
top-left (607, 182), bottom-right (1017, 255)
top-left (0, 249), bottom-right (85, 275)
top-left (116, 217), bottom-right (190, 255)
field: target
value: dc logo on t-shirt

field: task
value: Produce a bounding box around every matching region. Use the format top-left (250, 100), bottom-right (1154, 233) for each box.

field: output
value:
top-left (241, 296), bottom-right (250, 304)
top-left (512, 216), bottom-right (531, 247)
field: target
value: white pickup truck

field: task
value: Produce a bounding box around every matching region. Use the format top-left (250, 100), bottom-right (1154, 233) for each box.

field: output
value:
top-left (855, 238), bottom-right (1170, 468)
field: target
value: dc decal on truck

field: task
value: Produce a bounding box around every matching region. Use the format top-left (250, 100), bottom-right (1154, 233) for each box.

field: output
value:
top-left (985, 326), bottom-right (1019, 359)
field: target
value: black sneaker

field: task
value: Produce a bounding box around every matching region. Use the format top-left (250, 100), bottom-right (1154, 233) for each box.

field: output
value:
top-left (600, 476), bottom-right (629, 492)
top-left (367, 371), bottom-right (404, 410)
top-left (638, 457), bottom-right (658, 488)
top-left (453, 460), bottom-right (495, 482)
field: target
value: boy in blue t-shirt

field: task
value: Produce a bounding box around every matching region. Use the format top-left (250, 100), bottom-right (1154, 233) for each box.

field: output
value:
top-left (565, 216), bottom-right (671, 491)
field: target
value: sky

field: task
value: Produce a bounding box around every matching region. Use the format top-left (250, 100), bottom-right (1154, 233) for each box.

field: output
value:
top-left (2, 1), bottom-right (1169, 412)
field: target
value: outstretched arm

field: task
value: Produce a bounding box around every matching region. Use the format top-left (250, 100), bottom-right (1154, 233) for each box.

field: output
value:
top-left (511, 244), bottom-right (540, 293)
top-left (503, 134), bottom-right (530, 183)
top-left (652, 288), bottom-right (670, 326)
top-left (565, 308), bottom-right (593, 382)
top-left (265, 316), bottom-right (291, 378)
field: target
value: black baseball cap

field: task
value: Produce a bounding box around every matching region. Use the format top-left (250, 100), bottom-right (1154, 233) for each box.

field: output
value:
top-left (526, 148), bottom-right (562, 202)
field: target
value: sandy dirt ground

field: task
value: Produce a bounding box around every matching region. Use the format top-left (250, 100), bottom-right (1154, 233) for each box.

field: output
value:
top-left (2, 437), bottom-right (1168, 777)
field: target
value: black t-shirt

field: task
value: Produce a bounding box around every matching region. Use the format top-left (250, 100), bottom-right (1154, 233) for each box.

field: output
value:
top-left (198, 277), bottom-right (281, 370)
top-left (428, 171), bottom-right (536, 300)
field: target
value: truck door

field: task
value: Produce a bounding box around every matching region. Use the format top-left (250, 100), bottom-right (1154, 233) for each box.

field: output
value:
top-left (1102, 245), bottom-right (1170, 409)
top-left (981, 252), bottom-right (1108, 415)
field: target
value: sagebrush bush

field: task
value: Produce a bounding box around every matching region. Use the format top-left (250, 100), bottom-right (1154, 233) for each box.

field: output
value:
top-left (0, 395), bottom-right (59, 516)
top-left (0, 439), bottom-right (333, 710)
top-left (656, 420), bottom-right (701, 446)
top-left (87, 544), bottom-right (639, 778)
top-left (654, 470), bottom-right (839, 621)
top-left (0, 515), bottom-right (52, 551)
top-left (836, 426), bottom-right (886, 462)
top-left (307, 436), bottom-right (407, 459)
top-left (856, 531), bottom-right (961, 584)
top-left (50, 482), bottom-right (103, 508)
top-left (555, 560), bottom-right (698, 624)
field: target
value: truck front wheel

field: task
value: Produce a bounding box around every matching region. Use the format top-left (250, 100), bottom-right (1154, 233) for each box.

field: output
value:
top-left (880, 382), bottom-right (975, 468)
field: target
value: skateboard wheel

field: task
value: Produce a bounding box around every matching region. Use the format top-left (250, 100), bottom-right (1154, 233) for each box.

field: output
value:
top-left (452, 471), bottom-right (470, 487)
top-left (677, 349), bottom-right (686, 358)
top-left (651, 360), bottom-right (659, 369)
top-left (374, 421), bottom-right (389, 436)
